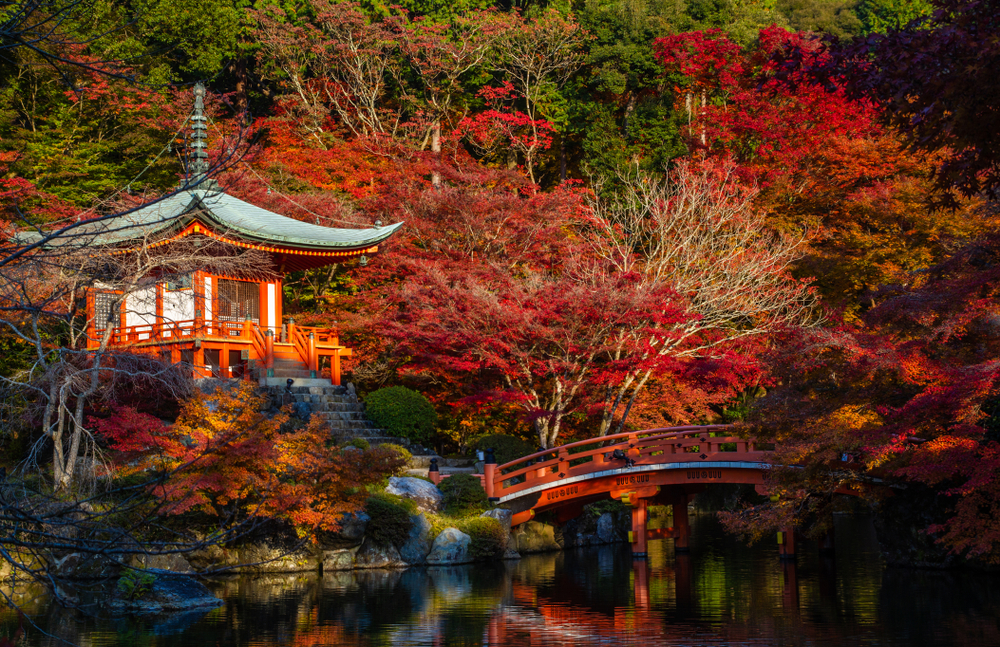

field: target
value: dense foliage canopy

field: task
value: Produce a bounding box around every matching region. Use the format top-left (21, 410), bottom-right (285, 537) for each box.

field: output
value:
top-left (3, 0), bottom-right (1000, 565)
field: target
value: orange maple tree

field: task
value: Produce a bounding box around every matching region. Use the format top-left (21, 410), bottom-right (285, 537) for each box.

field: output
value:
top-left (93, 383), bottom-right (405, 536)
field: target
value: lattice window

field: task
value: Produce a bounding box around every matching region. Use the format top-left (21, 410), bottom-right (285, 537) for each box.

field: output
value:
top-left (216, 279), bottom-right (260, 324)
top-left (93, 291), bottom-right (121, 331)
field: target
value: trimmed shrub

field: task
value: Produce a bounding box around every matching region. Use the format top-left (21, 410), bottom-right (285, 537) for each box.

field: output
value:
top-left (346, 437), bottom-right (370, 450)
top-left (364, 492), bottom-right (415, 548)
top-left (379, 443), bottom-right (413, 465)
top-left (474, 434), bottom-right (535, 466)
top-left (364, 387), bottom-right (437, 445)
top-left (459, 517), bottom-right (507, 559)
top-left (439, 473), bottom-right (488, 516)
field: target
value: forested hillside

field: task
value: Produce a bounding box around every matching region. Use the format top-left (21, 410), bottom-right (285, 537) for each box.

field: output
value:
top-left (3, 0), bottom-right (1000, 565)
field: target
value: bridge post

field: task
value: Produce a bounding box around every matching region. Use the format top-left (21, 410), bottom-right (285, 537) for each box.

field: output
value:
top-left (629, 498), bottom-right (649, 557)
top-left (673, 495), bottom-right (690, 553)
top-left (778, 527), bottom-right (796, 560)
top-left (483, 448), bottom-right (497, 500)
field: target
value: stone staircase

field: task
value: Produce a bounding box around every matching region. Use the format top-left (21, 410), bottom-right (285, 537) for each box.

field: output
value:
top-left (268, 384), bottom-right (411, 448)
top-left (270, 343), bottom-right (312, 379)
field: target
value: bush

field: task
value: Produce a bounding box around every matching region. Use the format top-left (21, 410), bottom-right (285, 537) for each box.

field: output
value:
top-left (346, 437), bottom-right (370, 450)
top-left (364, 492), bottom-right (415, 548)
top-left (474, 434), bottom-right (535, 466)
top-left (364, 387), bottom-right (437, 445)
top-left (459, 517), bottom-right (507, 559)
top-left (379, 443), bottom-right (412, 465)
top-left (439, 473), bottom-right (488, 516)
top-left (585, 499), bottom-right (630, 518)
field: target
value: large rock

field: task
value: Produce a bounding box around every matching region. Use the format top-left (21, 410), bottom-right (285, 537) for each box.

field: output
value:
top-left (513, 521), bottom-right (562, 554)
top-left (386, 477), bottom-right (444, 513)
top-left (321, 546), bottom-right (359, 571)
top-left (235, 541), bottom-right (315, 573)
top-left (48, 552), bottom-right (120, 579)
top-left (426, 528), bottom-right (471, 565)
top-left (399, 514), bottom-right (434, 564)
top-left (480, 509), bottom-right (519, 559)
top-left (108, 572), bottom-right (223, 615)
top-left (596, 513), bottom-right (619, 544)
top-left (354, 538), bottom-right (407, 569)
top-left (319, 512), bottom-right (370, 549)
top-left (188, 539), bottom-right (316, 573)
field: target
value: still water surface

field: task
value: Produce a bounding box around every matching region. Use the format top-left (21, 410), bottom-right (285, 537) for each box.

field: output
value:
top-left (6, 514), bottom-right (1000, 646)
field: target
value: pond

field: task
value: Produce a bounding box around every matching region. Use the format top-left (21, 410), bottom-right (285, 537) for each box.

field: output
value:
top-left (3, 514), bottom-right (999, 646)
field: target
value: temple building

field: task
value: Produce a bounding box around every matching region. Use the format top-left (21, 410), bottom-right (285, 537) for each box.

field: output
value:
top-left (31, 83), bottom-right (401, 386)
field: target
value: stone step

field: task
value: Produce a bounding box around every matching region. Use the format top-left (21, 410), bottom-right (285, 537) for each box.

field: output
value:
top-left (312, 411), bottom-right (368, 421)
top-left (271, 370), bottom-right (313, 378)
top-left (293, 394), bottom-right (358, 405)
top-left (295, 401), bottom-right (355, 412)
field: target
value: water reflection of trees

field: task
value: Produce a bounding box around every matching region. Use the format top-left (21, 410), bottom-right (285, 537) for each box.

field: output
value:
top-left (4, 515), bottom-right (999, 646)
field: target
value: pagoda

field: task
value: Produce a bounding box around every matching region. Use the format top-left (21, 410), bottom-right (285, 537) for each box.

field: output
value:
top-left (47, 83), bottom-right (401, 386)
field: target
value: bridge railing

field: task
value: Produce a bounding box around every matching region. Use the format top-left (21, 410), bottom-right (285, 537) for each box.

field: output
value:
top-left (487, 425), bottom-right (771, 500)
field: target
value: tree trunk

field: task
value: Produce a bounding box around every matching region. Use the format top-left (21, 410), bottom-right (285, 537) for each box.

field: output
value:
top-left (431, 119), bottom-right (441, 187)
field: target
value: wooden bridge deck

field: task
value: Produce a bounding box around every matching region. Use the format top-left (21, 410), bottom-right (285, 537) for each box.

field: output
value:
top-left (462, 426), bottom-right (800, 559)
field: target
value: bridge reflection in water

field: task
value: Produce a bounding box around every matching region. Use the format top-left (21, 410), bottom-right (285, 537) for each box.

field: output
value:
top-left (8, 516), bottom-right (998, 646)
top-left (446, 425), bottom-right (842, 560)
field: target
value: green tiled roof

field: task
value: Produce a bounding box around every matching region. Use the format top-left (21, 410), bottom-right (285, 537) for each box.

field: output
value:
top-left (17, 187), bottom-right (402, 251)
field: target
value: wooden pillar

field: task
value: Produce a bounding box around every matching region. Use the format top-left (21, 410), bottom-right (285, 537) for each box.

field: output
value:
top-left (331, 350), bottom-right (342, 386)
top-left (193, 270), bottom-right (204, 336)
top-left (674, 496), bottom-right (690, 553)
top-left (265, 329), bottom-right (275, 377)
top-left (308, 332), bottom-right (317, 378)
top-left (85, 290), bottom-right (96, 349)
top-left (193, 343), bottom-right (205, 378)
top-left (257, 281), bottom-right (268, 333)
top-left (778, 527), bottom-right (796, 560)
top-left (630, 498), bottom-right (649, 557)
top-left (274, 276), bottom-right (282, 329)
top-left (483, 457), bottom-right (497, 499)
top-left (219, 342), bottom-right (229, 378)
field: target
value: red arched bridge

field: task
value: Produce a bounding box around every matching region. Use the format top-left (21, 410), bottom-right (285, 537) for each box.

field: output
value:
top-left (430, 425), bottom-right (810, 558)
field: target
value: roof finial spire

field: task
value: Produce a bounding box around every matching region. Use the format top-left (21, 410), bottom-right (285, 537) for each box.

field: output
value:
top-left (189, 82), bottom-right (210, 183)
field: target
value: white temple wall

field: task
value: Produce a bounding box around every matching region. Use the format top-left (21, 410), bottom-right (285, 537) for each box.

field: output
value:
top-left (124, 286), bottom-right (157, 338)
top-left (162, 287), bottom-right (195, 325)
top-left (267, 282), bottom-right (276, 333)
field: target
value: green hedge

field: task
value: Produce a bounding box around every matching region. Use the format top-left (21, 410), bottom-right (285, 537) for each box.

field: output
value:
top-left (364, 386), bottom-right (437, 445)
top-left (439, 473), bottom-right (488, 516)
top-left (364, 492), bottom-right (415, 548)
top-left (459, 517), bottom-right (507, 559)
top-left (474, 434), bottom-right (535, 466)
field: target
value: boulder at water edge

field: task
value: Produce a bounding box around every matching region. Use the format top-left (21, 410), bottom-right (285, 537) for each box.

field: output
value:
top-left (426, 528), bottom-right (471, 565)
top-left (321, 546), bottom-right (359, 571)
top-left (513, 521), bottom-right (562, 554)
top-left (354, 537), bottom-right (407, 569)
top-left (480, 509), bottom-right (519, 560)
top-left (108, 572), bottom-right (222, 615)
top-left (596, 513), bottom-right (620, 543)
top-left (386, 476), bottom-right (444, 513)
top-left (399, 514), bottom-right (434, 564)
top-left (319, 511), bottom-right (369, 548)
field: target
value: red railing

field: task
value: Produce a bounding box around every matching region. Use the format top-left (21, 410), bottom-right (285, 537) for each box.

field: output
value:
top-left (106, 319), bottom-right (256, 346)
top-left (484, 426), bottom-right (770, 500)
top-left (98, 318), bottom-right (348, 383)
